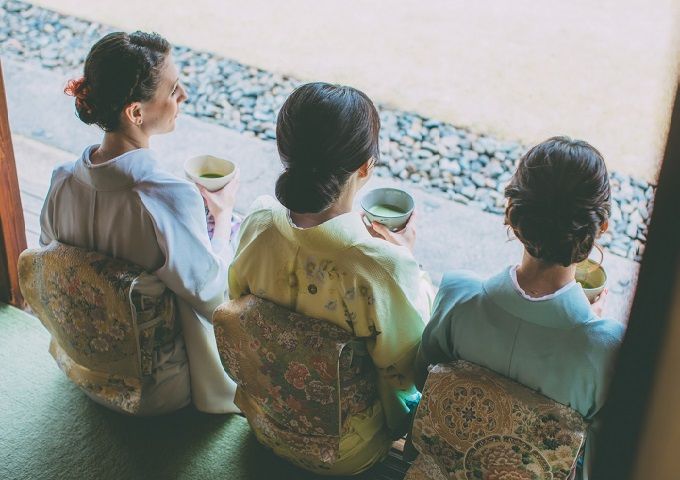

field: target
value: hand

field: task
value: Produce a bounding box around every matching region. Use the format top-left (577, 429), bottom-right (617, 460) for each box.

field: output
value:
top-left (199, 169), bottom-right (240, 221)
top-left (590, 287), bottom-right (608, 317)
top-left (363, 211), bottom-right (417, 253)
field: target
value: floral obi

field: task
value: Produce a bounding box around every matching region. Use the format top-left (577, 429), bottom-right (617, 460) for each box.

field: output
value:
top-left (213, 295), bottom-right (378, 467)
top-left (406, 361), bottom-right (587, 480)
top-left (18, 242), bottom-right (178, 414)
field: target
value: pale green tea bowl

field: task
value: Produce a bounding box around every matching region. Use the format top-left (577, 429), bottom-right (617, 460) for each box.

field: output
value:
top-left (184, 155), bottom-right (236, 192)
top-left (575, 258), bottom-right (607, 303)
top-left (360, 188), bottom-right (415, 231)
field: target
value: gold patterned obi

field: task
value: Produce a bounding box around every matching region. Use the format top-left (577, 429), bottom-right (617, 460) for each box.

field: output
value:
top-left (213, 295), bottom-right (378, 471)
top-left (406, 361), bottom-right (587, 480)
top-left (18, 242), bottom-right (178, 414)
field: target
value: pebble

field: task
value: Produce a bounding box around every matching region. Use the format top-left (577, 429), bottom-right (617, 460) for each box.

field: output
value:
top-left (441, 160), bottom-right (462, 176)
top-left (461, 185), bottom-right (477, 200)
top-left (471, 173), bottom-right (487, 188)
top-left (0, 0), bottom-right (655, 262)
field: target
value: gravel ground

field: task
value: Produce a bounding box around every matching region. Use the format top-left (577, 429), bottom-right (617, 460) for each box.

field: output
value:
top-left (1, 0), bottom-right (654, 261)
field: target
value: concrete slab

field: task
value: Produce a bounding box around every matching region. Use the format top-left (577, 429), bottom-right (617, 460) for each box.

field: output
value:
top-left (7, 58), bottom-right (638, 321)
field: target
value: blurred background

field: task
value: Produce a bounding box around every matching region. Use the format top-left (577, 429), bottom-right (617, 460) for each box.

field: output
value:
top-left (28, 0), bottom-right (680, 181)
top-left (2, 0), bottom-right (680, 319)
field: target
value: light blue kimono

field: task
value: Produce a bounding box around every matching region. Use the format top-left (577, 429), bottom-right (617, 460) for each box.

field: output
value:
top-left (416, 267), bottom-right (625, 480)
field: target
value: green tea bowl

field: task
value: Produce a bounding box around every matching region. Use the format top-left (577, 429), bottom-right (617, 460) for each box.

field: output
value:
top-left (575, 259), bottom-right (607, 303)
top-left (360, 187), bottom-right (415, 231)
top-left (184, 155), bottom-right (236, 192)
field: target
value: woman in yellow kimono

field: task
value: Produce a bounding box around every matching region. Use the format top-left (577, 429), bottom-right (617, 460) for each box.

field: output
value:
top-left (228, 82), bottom-right (433, 475)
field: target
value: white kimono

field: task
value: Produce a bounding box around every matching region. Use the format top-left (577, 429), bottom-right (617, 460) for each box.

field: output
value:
top-left (40, 145), bottom-right (238, 414)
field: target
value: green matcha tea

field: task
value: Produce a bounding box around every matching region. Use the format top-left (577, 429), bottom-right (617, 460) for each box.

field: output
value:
top-left (200, 173), bottom-right (224, 179)
top-left (577, 280), bottom-right (596, 289)
top-left (368, 203), bottom-right (407, 217)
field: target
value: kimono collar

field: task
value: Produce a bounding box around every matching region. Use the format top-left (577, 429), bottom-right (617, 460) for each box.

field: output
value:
top-left (73, 145), bottom-right (158, 191)
top-left (271, 202), bottom-right (373, 252)
top-left (482, 266), bottom-right (596, 329)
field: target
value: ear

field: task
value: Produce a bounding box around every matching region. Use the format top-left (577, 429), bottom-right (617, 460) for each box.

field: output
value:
top-left (123, 102), bottom-right (143, 126)
top-left (357, 158), bottom-right (373, 178)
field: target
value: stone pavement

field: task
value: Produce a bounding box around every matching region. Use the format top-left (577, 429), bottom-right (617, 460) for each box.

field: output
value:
top-left (6, 58), bottom-right (638, 321)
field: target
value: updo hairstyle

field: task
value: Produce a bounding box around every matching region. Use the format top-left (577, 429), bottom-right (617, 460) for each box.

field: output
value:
top-left (504, 136), bottom-right (611, 267)
top-left (275, 82), bottom-right (380, 214)
top-left (64, 31), bottom-right (171, 131)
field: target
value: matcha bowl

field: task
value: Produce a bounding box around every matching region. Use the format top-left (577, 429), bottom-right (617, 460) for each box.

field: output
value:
top-left (184, 155), bottom-right (236, 191)
top-left (575, 258), bottom-right (607, 303)
top-left (360, 188), bottom-right (415, 231)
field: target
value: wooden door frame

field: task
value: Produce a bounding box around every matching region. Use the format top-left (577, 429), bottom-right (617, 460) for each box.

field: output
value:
top-left (593, 83), bottom-right (680, 477)
top-left (0, 59), bottom-right (27, 307)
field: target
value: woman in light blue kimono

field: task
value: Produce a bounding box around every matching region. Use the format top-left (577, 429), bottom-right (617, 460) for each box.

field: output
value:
top-left (415, 136), bottom-right (625, 479)
top-left (40, 31), bottom-right (239, 414)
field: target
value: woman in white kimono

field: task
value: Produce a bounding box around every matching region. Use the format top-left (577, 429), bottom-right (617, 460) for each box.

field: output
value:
top-left (39, 31), bottom-right (239, 414)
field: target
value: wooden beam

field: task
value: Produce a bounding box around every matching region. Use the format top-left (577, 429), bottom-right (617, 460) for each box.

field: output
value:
top-left (593, 83), bottom-right (680, 478)
top-left (0, 59), bottom-right (27, 307)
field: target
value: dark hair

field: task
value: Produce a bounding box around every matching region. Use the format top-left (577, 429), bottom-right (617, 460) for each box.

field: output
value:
top-left (64, 31), bottom-right (171, 131)
top-left (275, 82), bottom-right (381, 213)
top-left (504, 136), bottom-right (611, 267)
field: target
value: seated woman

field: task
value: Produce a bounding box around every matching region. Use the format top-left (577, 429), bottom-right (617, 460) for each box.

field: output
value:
top-left (228, 82), bottom-right (433, 475)
top-left (40, 31), bottom-right (239, 415)
top-left (415, 136), bottom-right (625, 479)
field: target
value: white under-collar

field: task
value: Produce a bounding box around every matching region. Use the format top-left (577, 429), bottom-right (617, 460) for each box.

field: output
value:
top-left (509, 265), bottom-right (577, 302)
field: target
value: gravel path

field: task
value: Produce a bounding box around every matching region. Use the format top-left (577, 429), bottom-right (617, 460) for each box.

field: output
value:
top-left (1, 0), bottom-right (654, 261)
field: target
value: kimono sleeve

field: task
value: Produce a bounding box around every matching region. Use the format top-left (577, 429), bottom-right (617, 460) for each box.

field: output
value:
top-left (228, 196), bottom-right (277, 300)
top-left (137, 179), bottom-right (228, 320)
top-left (415, 271), bottom-right (481, 389)
top-left (351, 243), bottom-right (432, 436)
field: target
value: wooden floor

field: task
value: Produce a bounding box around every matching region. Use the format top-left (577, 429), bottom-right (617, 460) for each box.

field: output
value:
top-left (19, 176), bottom-right (47, 249)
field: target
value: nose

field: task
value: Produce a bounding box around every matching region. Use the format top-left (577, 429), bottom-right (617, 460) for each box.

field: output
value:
top-left (177, 83), bottom-right (188, 104)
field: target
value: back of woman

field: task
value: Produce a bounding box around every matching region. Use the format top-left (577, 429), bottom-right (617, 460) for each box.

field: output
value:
top-left (40, 31), bottom-right (239, 415)
top-left (416, 137), bottom-right (625, 479)
top-left (229, 83), bottom-right (433, 475)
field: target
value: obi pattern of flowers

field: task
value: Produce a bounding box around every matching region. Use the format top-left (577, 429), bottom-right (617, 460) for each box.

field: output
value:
top-left (213, 294), bottom-right (378, 467)
top-left (406, 361), bottom-right (587, 480)
top-left (18, 242), bottom-right (178, 414)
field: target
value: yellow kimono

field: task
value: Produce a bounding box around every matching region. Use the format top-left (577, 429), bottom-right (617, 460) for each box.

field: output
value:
top-left (228, 196), bottom-right (433, 475)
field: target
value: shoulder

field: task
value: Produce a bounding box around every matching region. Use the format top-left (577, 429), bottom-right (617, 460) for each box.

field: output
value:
top-left (50, 161), bottom-right (76, 185)
top-left (350, 236), bottom-right (420, 280)
top-left (241, 196), bottom-right (277, 231)
top-left (247, 195), bottom-right (279, 214)
top-left (135, 170), bottom-right (203, 215)
top-left (243, 195), bottom-right (277, 223)
top-left (135, 166), bottom-right (197, 197)
top-left (427, 270), bottom-right (486, 329)
top-left (437, 270), bottom-right (485, 304)
top-left (127, 150), bottom-right (198, 198)
top-left (565, 318), bottom-right (624, 391)
top-left (234, 196), bottom-right (278, 252)
top-left (131, 169), bottom-right (207, 238)
top-left (574, 317), bottom-right (626, 353)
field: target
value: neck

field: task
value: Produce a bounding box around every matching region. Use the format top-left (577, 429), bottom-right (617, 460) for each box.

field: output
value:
top-left (91, 128), bottom-right (149, 164)
top-left (515, 250), bottom-right (576, 297)
top-left (290, 182), bottom-right (357, 228)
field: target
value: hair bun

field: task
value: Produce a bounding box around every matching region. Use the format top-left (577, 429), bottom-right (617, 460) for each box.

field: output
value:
top-left (64, 77), bottom-right (97, 124)
top-left (275, 168), bottom-right (341, 214)
top-left (274, 82), bottom-right (380, 215)
top-left (504, 136), bottom-right (610, 267)
top-left (64, 32), bottom-right (171, 131)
